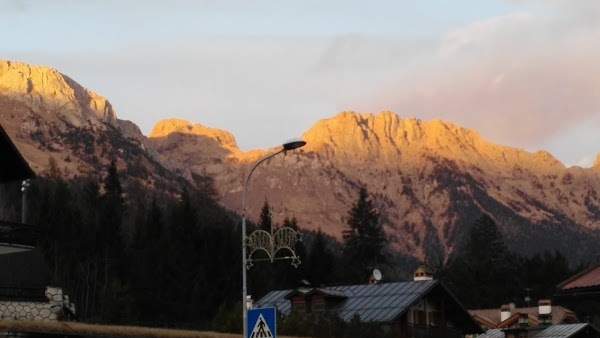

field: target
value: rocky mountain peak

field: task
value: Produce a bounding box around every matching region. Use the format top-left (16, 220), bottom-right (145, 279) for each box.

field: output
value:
top-left (301, 111), bottom-right (489, 165)
top-left (532, 150), bottom-right (562, 166)
top-left (149, 118), bottom-right (239, 151)
top-left (0, 60), bottom-right (116, 127)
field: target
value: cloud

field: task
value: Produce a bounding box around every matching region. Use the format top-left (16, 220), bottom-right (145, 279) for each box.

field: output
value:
top-left (354, 5), bottom-right (600, 165)
top-left (1, 0), bottom-right (27, 12)
top-left (440, 12), bottom-right (532, 57)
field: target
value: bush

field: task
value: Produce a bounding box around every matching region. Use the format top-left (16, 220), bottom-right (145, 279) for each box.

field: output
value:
top-left (279, 311), bottom-right (388, 338)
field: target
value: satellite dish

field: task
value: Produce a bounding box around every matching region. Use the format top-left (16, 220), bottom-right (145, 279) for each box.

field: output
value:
top-left (372, 269), bottom-right (382, 281)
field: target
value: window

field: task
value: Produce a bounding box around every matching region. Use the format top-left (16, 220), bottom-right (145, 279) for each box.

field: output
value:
top-left (428, 311), bottom-right (441, 326)
top-left (312, 299), bottom-right (326, 312)
top-left (415, 310), bottom-right (426, 325)
top-left (292, 296), bottom-right (306, 313)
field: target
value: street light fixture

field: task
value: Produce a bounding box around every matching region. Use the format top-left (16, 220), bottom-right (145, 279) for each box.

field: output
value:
top-left (241, 138), bottom-right (306, 338)
top-left (21, 179), bottom-right (30, 224)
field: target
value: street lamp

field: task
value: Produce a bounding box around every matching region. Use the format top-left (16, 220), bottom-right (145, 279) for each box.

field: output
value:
top-left (21, 179), bottom-right (30, 224)
top-left (241, 138), bottom-right (306, 338)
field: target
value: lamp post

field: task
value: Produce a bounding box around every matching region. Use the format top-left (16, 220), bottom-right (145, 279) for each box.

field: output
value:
top-left (242, 138), bottom-right (306, 338)
top-left (21, 179), bottom-right (30, 224)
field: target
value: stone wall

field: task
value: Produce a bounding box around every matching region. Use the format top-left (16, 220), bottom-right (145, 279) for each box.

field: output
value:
top-left (0, 286), bottom-right (75, 321)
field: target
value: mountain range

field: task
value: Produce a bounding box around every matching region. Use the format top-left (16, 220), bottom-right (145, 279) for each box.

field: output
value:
top-left (2, 59), bottom-right (600, 263)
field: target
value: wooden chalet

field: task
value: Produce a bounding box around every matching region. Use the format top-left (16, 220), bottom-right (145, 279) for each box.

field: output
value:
top-left (255, 273), bottom-right (483, 338)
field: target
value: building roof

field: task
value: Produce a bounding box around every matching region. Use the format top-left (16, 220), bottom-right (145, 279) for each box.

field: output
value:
top-left (478, 328), bottom-right (505, 338)
top-left (478, 323), bottom-right (595, 338)
top-left (535, 323), bottom-right (589, 337)
top-left (284, 287), bottom-right (347, 300)
top-left (469, 306), bottom-right (578, 328)
top-left (255, 280), bottom-right (483, 333)
top-left (0, 124), bottom-right (35, 183)
top-left (557, 264), bottom-right (600, 291)
top-left (257, 280), bottom-right (437, 322)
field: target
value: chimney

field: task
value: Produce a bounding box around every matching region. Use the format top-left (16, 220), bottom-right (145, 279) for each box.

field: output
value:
top-left (538, 299), bottom-right (552, 325)
top-left (538, 299), bottom-right (551, 315)
top-left (500, 304), bottom-right (512, 322)
top-left (413, 265), bottom-right (433, 281)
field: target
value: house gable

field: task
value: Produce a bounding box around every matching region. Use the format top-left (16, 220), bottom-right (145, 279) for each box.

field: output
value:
top-left (0, 124), bottom-right (37, 254)
top-left (0, 124), bottom-right (35, 183)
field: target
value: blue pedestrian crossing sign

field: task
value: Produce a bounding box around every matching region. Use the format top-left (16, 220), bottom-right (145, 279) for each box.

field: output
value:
top-left (247, 307), bottom-right (276, 338)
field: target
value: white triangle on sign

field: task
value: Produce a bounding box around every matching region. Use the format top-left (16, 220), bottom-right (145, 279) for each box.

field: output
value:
top-left (250, 313), bottom-right (273, 338)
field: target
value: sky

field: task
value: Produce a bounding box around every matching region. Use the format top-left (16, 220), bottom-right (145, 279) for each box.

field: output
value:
top-left (1, 0), bottom-right (599, 167)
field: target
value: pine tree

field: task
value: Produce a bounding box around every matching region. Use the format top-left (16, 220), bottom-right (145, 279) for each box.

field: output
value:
top-left (258, 199), bottom-right (273, 232)
top-left (441, 213), bottom-right (520, 308)
top-left (307, 229), bottom-right (335, 286)
top-left (104, 160), bottom-right (124, 208)
top-left (97, 159), bottom-right (129, 321)
top-left (342, 187), bottom-right (387, 282)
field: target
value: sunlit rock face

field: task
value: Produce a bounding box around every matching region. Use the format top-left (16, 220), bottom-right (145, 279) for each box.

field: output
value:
top-left (0, 60), bottom-right (116, 127)
top-left (152, 111), bottom-right (600, 262)
top-left (0, 60), bottom-right (178, 193)
top-left (147, 118), bottom-right (247, 187)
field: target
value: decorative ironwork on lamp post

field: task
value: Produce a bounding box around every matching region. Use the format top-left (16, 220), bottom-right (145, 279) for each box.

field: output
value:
top-left (241, 138), bottom-right (306, 338)
top-left (246, 226), bottom-right (302, 269)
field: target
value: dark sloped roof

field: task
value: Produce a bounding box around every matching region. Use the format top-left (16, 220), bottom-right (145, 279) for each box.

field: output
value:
top-left (557, 264), bottom-right (600, 291)
top-left (0, 124), bottom-right (35, 183)
top-left (476, 324), bottom-right (597, 338)
top-left (257, 289), bottom-right (291, 314)
top-left (255, 280), bottom-right (483, 334)
top-left (329, 280), bottom-right (437, 322)
top-left (535, 323), bottom-right (590, 337)
top-left (477, 328), bottom-right (505, 338)
top-left (257, 280), bottom-right (437, 323)
top-left (285, 287), bottom-right (348, 300)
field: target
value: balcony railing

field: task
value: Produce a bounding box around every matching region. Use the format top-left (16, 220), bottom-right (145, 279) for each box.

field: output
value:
top-left (0, 220), bottom-right (37, 248)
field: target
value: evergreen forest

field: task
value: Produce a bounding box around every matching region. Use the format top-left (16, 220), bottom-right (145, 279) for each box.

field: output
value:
top-left (0, 160), bottom-right (593, 332)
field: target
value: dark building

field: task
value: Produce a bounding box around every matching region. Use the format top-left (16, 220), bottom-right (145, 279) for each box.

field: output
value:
top-left (0, 124), bottom-right (72, 322)
top-left (555, 263), bottom-right (600, 323)
top-left (254, 271), bottom-right (483, 338)
top-left (0, 123), bottom-right (37, 255)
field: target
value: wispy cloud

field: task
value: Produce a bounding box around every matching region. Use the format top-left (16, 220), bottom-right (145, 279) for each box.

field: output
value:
top-left (355, 3), bottom-right (600, 164)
